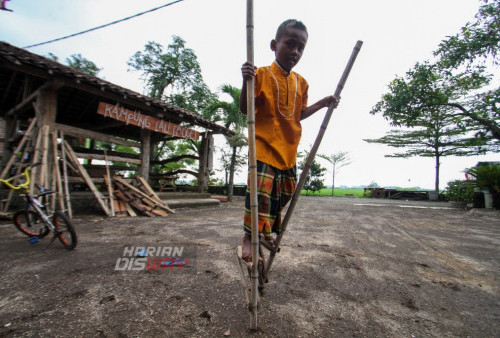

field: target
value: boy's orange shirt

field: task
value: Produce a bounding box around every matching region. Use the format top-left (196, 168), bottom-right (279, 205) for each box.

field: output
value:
top-left (254, 61), bottom-right (309, 170)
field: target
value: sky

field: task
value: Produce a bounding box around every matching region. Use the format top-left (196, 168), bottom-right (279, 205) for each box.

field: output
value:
top-left (1, 0), bottom-right (498, 190)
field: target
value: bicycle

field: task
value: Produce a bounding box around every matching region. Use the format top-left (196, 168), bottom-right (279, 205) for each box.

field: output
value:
top-left (0, 162), bottom-right (77, 250)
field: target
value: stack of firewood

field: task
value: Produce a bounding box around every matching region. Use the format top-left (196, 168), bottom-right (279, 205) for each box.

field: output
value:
top-left (108, 176), bottom-right (174, 217)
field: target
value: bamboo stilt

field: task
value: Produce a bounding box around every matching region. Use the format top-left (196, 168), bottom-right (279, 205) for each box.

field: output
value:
top-left (263, 40), bottom-right (364, 281)
top-left (245, 0), bottom-right (259, 331)
top-left (236, 246), bottom-right (252, 305)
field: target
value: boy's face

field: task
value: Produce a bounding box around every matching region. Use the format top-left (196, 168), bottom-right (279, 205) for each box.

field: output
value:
top-left (271, 26), bottom-right (308, 72)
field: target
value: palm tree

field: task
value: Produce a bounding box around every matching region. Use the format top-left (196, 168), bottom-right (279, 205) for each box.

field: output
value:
top-left (318, 152), bottom-right (351, 196)
top-left (207, 84), bottom-right (247, 201)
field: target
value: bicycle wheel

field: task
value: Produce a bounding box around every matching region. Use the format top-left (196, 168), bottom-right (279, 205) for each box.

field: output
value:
top-left (13, 209), bottom-right (50, 238)
top-left (53, 211), bottom-right (77, 250)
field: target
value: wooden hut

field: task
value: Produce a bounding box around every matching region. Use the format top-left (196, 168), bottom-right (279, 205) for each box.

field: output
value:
top-left (0, 41), bottom-right (233, 216)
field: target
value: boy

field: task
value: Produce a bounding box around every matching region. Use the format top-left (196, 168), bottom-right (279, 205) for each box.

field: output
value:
top-left (240, 19), bottom-right (339, 261)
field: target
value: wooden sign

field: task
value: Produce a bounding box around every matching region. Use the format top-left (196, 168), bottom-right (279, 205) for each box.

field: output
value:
top-left (97, 102), bottom-right (200, 140)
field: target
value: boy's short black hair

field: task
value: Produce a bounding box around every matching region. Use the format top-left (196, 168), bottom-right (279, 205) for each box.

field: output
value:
top-left (275, 19), bottom-right (308, 41)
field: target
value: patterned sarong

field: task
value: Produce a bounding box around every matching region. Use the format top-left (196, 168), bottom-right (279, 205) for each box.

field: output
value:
top-left (243, 161), bottom-right (297, 240)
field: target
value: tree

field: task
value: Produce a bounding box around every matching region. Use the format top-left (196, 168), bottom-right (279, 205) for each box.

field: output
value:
top-left (169, 83), bottom-right (219, 122)
top-left (371, 60), bottom-right (496, 143)
top-left (435, 0), bottom-right (500, 70)
top-left (369, 0), bottom-right (500, 185)
top-left (218, 144), bottom-right (246, 189)
top-left (318, 152), bottom-right (351, 196)
top-left (152, 138), bottom-right (198, 177)
top-left (128, 37), bottom-right (219, 187)
top-left (65, 54), bottom-right (102, 76)
top-left (433, 0), bottom-right (500, 144)
top-left (366, 101), bottom-right (487, 192)
top-left (298, 156), bottom-right (326, 195)
top-left (127, 36), bottom-right (204, 100)
top-left (205, 84), bottom-right (247, 201)
top-left (369, 2), bottom-right (500, 193)
top-left (379, 0), bottom-right (500, 146)
top-left (47, 53), bottom-right (102, 76)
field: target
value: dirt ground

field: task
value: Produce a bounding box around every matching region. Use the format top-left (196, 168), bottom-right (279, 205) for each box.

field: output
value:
top-left (0, 196), bottom-right (499, 337)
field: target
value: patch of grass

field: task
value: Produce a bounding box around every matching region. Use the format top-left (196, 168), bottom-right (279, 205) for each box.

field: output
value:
top-left (300, 188), bottom-right (365, 197)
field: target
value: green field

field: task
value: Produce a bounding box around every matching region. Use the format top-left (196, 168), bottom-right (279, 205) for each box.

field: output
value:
top-left (300, 188), bottom-right (365, 197)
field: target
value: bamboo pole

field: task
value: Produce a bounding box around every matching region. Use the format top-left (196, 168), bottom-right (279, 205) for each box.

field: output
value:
top-left (30, 127), bottom-right (43, 194)
top-left (60, 131), bottom-right (73, 218)
top-left (245, 0), bottom-right (259, 331)
top-left (0, 117), bottom-right (37, 179)
top-left (104, 150), bottom-right (115, 217)
top-left (64, 140), bottom-right (111, 217)
top-left (263, 40), bottom-right (364, 280)
top-left (52, 131), bottom-right (65, 210)
top-left (1, 153), bottom-right (27, 213)
top-left (1, 121), bottom-right (35, 212)
top-left (39, 125), bottom-right (50, 190)
top-left (49, 158), bottom-right (57, 214)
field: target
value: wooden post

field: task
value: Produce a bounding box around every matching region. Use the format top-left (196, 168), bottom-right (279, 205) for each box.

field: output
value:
top-left (32, 86), bottom-right (57, 195)
top-left (246, 0), bottom-right (259, 330)
top-left (35, 86), bottom-right (57, 129)
top-left (139, 129), bottom-right (151, 181)
top-left (263, 40), bottom-right (364, 281)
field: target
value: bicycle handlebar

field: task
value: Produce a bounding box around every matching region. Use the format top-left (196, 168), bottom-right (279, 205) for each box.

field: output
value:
top-left (0, 162), bottom-right (39, 191)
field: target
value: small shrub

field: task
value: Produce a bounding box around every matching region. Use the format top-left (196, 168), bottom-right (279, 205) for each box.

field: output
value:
top-left (445, 179), bottom-right (475, 203)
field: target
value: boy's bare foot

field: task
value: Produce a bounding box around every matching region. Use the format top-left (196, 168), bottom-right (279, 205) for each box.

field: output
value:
top-left (241, 233), bottom-right (276, 262)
